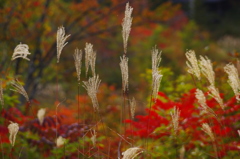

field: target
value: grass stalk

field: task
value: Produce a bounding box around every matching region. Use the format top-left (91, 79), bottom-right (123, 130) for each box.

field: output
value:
top-left (146, 92), bottom-right (153, 156)
top-left (55, 63), bottom-right (59, 159)
top-left (77, 84), bottom-right (81, 159)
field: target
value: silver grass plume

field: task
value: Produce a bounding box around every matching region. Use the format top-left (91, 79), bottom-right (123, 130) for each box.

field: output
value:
top-left (37, 108), bottom-right (46, 125)
top-left (208, 85), bottom-right (225, 110)
top-left (57, 26), bottom-right (70, 63)
top-left (10, 79), bottom-right (29, 102)
top-left (152, 46), bottom-right (162, 101)
top-left (11, 43), bottom-right (31, 61)
top-left (224, 63), bottom-right (240, 101)
top-left (122, 2), bottom-right (133, 54)
top-left (152, 71), bottom-right (163, 101)
top-left (90, 128), bottom-right (97, 147)
top-left (202, 123), bottom-right (215, 141)
top-left (202, 123), bottom-right (218, 158)
top-left (120, 55), bottom-right (129, 92)
top-left (199, 56), bottom-right (215, 86)
top-left (195, 89), bottom-right (217, 117)
top-left (130, 97), bottom-right (136, 119)
top-left (122, 147), bottom-right (144, 159)
top-left (8, 121), bottom-right (19, 147)
top-left (0, 80), bottom-right (4, 107)
top-left (170, 106), bottom-right (180, 136)
top-left (152, 46), bottom-right (162, 79)
top-left (186, 50), bottom-right (201, 80)
top-left (73, 48), bottom-right (83, 83)
top-left (56, 136), bottom-right (66, 147)
top-left (83, 75), bottom-right (101, 111)
top-left (85, 43), bottom-right (96, 76)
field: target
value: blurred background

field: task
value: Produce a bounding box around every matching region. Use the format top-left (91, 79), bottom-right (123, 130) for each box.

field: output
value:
top-left (1, 0), bottom-right (240, 104)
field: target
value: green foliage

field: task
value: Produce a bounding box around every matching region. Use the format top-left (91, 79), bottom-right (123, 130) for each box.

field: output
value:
top-left (141, 67), bottom-right (195, 100)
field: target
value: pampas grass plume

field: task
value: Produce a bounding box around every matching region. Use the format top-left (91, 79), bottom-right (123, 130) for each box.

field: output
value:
top-left (11, 43), bottom-right (31, 61)
top-left (8, 121), bottom-right (19, 147)
top-left (37, 108), bottom-right (46, 125)
top-left (122, 147), bottom-right (143, 159)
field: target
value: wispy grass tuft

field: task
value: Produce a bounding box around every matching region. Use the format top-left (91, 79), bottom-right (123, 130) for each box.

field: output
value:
top-left (199, 56), bottom-right (215, 86)
top-left (73, 48), bottom-right (83, 83)
top-left (224, 63), bottom-right (240, 102)
top-left (83, 75), bottom-right (101, 112)
top-left (185, 50), bottom-right (201, 80)
top-left (120, 55), bottom-right (129, 93)
top-left (10, 78), bottom-right (29, 102)
top-left (85, 43), bottom-right (96, 77)
top-left (37, 108), bottom-right (46, 126)
top-left (122, 147), bottom-right (144, 159)
top-left (57, 26), bottom-right (70, 63)
top-left (8, 121), bottom-right (19, 147)
top-left (11, 43), bottom-right (31, 61)
top-left (122, 2), bottom-right (133, 54)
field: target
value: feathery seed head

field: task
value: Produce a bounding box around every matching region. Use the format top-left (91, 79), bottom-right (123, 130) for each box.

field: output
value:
top-left (152, 46), bottom-right (162, 76)
top-left (73, 48), bottom-right (83, 82)
top-left (57, 26), bottom-right (70, 63)
top-left (83, 75), bottom-right (101, 111)
top-left (195, 89), bottom-right (217, 117)
top-left (91, 129), bottom-right (97, 147)
top-left (130, 97), bottom-right (136, 119)
top-left (8, 121), bottom-right (19, 147)
top-left (195, 89), bottom-right (206, 108)
top-left (152, 71), bottom-right (163, 101)
top-left (186, 50), bottom-right (201, 80)
top-left (85, 43), bottom-right (96, 76)
top-left (10, 79), bottom-right (29, 102)
top-left (37, 108), bottom-right (46, 125)
top-left (170, 106), bottom-right (180, 136)
top-left (120, 55), bottom-right (129, 92)
top-left (56, 136), bottom-right (66, 147)
top-left (224, 63), bottom-right (240, 101)
top-left (199, 56), bottom-right (215, 86)
top-left (202, 123), bottom-right (215, 141)
top-left (0, 80), bottom-right (4, 107)
top-left (122, 147), bottom-right (144, 159)
top-left (122, 2), bottom-right (133, 54)
top-left (208, 85), bottom-right (225, 110)
top-left (11, 43), bottom-right (31, 61)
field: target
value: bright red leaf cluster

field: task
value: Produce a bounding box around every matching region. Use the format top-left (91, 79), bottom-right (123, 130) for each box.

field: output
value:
top-left (125, 89), bottom-right (240, 155)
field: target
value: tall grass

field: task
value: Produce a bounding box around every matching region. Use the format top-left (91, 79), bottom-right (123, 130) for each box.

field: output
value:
top-left (0, 2), bottom-right (240, 159)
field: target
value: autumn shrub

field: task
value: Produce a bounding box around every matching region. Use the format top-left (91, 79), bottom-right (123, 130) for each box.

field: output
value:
top-left (125, 89), bottom-right (240, 158)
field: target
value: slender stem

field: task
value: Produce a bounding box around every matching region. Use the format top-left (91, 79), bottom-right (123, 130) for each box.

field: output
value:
top-left (77, 84), bottom-right (80, 159)
top-left (55, 63), bottom-right (59, 159)
top-left (18, 147), bottom-right (23, 159)
top-left (55, 105), bottom-right (58, 159)
top-left (174, 137), bottom-right (178, 159)
top-left (96, 110), bottom-right (110, 158)
top-left (190, 74), bottom-right (198, 88)
top-left (146, 92), bottom-right (153, 155)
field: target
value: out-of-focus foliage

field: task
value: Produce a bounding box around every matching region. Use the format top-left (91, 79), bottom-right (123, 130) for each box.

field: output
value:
top-left (0, 83), bottom-right (122, 158)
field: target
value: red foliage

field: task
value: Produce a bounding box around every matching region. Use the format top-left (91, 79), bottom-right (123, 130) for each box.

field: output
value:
top-left (125, 89), bottom-right (240, 155)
